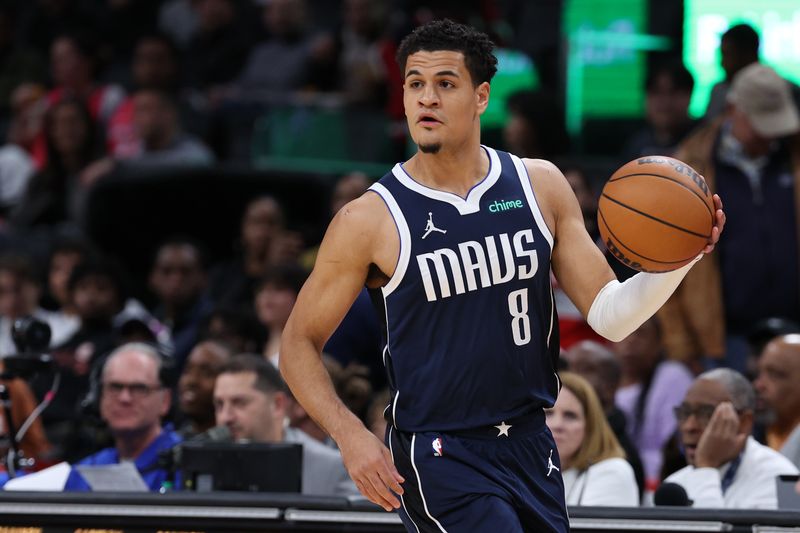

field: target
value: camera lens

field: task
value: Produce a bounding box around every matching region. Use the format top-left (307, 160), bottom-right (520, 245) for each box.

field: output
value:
top-left (11, 317), bottom-right (51, 353)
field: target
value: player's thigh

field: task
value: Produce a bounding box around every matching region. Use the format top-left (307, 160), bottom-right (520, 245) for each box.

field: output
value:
top-left (389, 428), bottom-right (520, 532)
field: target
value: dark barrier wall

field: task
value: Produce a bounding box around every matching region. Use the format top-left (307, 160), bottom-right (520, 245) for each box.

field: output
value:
top-left (0, 492), bottom-right (799, 532)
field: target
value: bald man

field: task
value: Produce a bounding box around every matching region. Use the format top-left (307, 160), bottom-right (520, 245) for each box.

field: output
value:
top-left (64, 343), bottom-right (180, 491)
top-left (755, 335), bottom-right (800, 466)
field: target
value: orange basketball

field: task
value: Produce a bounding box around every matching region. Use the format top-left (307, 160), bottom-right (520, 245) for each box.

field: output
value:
top-left (597, 156), bottom-right (715, 273)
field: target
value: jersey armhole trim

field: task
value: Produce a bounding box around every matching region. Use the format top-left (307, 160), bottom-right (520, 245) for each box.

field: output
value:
top-left (367, 184), bottom-right (411, 297)
top-left (510, 154), bottom-right (555, 253)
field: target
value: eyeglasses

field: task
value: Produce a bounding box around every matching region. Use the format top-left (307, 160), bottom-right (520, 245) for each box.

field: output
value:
top-left (673, 403), bottom-right (718, 424)
top-left (103, 381), bottom-right (162, 399)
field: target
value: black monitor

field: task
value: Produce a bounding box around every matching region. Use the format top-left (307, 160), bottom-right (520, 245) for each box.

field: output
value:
top-left (179, 441), bottom-right (303, 493)
top-left (777, 474), bottom-right (800, 510)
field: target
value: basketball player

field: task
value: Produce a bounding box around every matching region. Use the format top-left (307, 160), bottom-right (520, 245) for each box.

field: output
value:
top-left (281, 20), bottom-right (725, 532)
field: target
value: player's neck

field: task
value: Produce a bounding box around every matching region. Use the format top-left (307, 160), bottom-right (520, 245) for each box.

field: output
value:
top-left (405, 144), bottom-right (489, 198)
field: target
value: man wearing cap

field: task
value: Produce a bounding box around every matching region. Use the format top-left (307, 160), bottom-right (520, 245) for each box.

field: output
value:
top-left (658, 63), bottom-right (800, 369)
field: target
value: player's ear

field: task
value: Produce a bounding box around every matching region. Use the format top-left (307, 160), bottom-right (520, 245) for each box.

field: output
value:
top-left (476, 82), bottom-right (490, 115)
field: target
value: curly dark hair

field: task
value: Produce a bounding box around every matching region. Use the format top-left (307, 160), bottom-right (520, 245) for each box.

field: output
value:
top-left (396, 19), bottom-right (498, 86)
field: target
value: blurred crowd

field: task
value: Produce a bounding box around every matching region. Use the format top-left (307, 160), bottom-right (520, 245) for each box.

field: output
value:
top-left (0, 0), bottom-right (796, 512)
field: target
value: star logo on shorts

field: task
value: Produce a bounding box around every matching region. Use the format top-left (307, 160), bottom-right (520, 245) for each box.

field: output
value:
top-left (494, 421), bottom-right (512, 437)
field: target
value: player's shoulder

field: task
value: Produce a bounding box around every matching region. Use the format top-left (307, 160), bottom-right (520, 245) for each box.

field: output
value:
top-left (327, 187), bottom-right (394, 242)
top-left (518, 158), bottom-right (568, 186)
top-left (517, 157), bottom-right (574, 208)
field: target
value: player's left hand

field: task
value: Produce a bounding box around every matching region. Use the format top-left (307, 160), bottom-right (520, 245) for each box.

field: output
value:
top-left (702, 194), bottom-right (725, 254)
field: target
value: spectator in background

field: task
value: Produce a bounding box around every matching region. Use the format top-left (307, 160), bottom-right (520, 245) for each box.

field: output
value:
top-left (235, 0), bottom-right (337, 98)
top-left (5, 82), bottom-right (48, 167)
top-left (208, 196), bottom-right (303, 311)
top-left (754, 335), bottom-right (800, 467)
top-left (213, 355), bottom-right (357, 496)
top-left (148, 238), bottom-right (213, 369)
top-left (159, 0), bottom-right (200, 49)
top-left (0, 254), bottom-right (74, 355)
top-left (124, 88), bottom-right (213, 167)
top-left (546, 372), bottom-right (639, 507)
top-left (254, 263), bottom-right (308, 367)
top-left (665, 368), bottom-right (797, 508)
top-left (621, 61), bottom-right (698, 161)
top-left (177, 339), bottom-right (233, 437)
top-left (40, 257), bottom-right (132, 461)
top-left (64, 343), bottom-right (180, 491)
top-left (107, 32), bottom-right (185, 158)
top-left (705, 24), bottom-right (760, 120)
top-left (199, 305), bottom-right (262, 354)
top-left (42, 237), bottom-right (91, 345)
top-left (335, 0), bottom-right (398, 110)
top-left (659, 64), bottom-right (800, 370)
top-left (503, 89), bottom-right (569, 160)
top-left (745, 317), bottom-right (800, 380)
top-left (563, 340), bottom-right (645, 496)
top-left (183, 0), bottom-right (253, 90)
top-left (0, 135), bottom-right (35, 220)
top-left (10, 98), bottom-right (105, 228)
top-left (613, 317), bottom-right (693, 492)
top-left (47, 32), bottom-right (125, 127)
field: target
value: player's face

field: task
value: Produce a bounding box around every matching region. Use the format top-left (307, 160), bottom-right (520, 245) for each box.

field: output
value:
top-left (214, 371), bottom-right (285, 442)
top-left (545, 387), bottom-right (586, 466)
top-left (403, 50), bottom-right (489, 154)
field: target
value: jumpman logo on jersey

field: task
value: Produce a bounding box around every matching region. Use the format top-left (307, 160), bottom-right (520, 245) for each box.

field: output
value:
top-left (546, 449), bottom-right (560, 477)
top-left (422, 212), bottom-right (447, 239)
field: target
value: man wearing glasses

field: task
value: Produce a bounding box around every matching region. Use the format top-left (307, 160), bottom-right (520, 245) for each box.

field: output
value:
top-left (664, 368), bottom-right (797, 508)
top-left (64, 343), bottom-right (180, 491)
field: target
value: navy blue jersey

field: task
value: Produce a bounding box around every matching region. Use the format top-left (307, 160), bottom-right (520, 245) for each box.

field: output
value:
top-left (369, 146), bottom-right (560, 433)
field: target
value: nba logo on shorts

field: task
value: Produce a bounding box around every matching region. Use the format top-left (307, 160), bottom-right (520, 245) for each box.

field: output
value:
top-left (432, 437), bottom-right (443, 457)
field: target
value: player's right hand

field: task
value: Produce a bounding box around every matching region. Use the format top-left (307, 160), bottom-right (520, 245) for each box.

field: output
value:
top-left (339, 427), bottom-right (405, 511)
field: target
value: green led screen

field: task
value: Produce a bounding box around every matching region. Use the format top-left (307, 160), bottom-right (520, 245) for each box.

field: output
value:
top-left (563, 0), bottom-right (670, 133)
top-left (481, 48), bottom-right (540, 129)
top-left (684, 0), bottom-right (800, 117)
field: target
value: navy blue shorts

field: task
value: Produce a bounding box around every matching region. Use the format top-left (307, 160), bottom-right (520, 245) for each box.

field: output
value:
top-left (387, 411), bottom-right (569, 533)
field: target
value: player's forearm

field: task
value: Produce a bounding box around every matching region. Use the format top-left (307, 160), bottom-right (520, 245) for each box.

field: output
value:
top-left (279, 335), bottom-right (365, 443)
top-left (586, 256), bottom-right (700, 342)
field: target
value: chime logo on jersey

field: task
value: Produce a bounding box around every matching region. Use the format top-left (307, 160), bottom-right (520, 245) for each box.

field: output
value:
top-left (432, 437), bottom-right (443, 457)
top-left (416, 229), bottom-right (539, 302)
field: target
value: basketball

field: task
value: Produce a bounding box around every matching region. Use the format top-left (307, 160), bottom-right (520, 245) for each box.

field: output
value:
top-left (597, 156), bottom-right (715, 273)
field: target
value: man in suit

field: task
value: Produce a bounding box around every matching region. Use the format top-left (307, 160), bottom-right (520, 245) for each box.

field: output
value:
top-left (213, 354), bottom-right (357, 496)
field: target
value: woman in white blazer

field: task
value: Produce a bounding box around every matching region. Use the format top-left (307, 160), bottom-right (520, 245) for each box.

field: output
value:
top-left (546, 372), bottom-right (639, 507)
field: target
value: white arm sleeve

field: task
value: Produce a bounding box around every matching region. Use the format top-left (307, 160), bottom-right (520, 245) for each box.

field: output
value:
top-left (586, 256), bottom-right (700, 342)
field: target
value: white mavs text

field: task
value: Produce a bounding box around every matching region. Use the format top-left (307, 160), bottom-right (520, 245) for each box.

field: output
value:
top-left (416, 229), bottom-right (539, 302)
